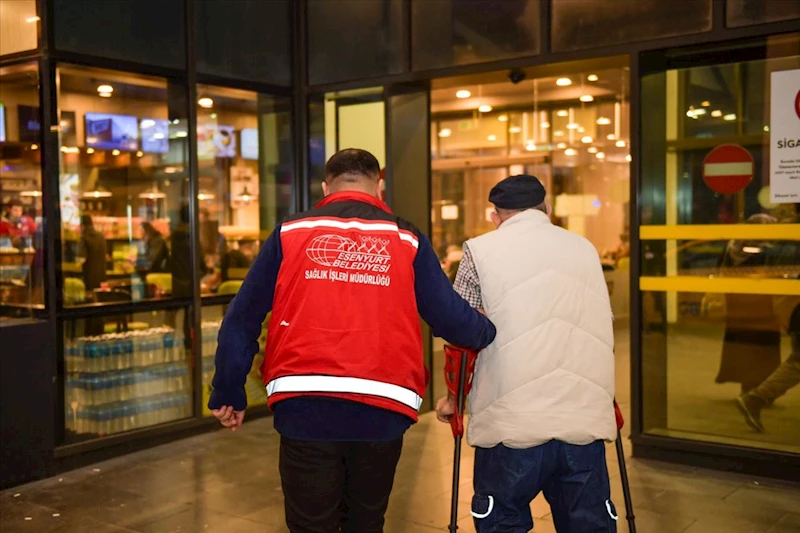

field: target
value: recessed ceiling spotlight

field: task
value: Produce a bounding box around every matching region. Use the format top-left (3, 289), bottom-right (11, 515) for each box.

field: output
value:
top-left (565, 148), bottom-right (577, 156)
top-left (487, 134), bottom-right (497, 141)
top-left (616, 140), bottom-right (626, 148)
top-left (509, 126), bottom-right (521, 133)
top-left (596, 117), bottom-right (612, 125)
top-left (566, 123), bottom-right (580, 130)
top-left (580, 95), bottom-right (594, 103)
top-left (456, 90), bottom-right (471, 99)
top-left (587, 74), bottom-right (599, 82)
top-left (478, 104), bottom-right (492, 113)
top-left (588, 147), bottom-right (598, 154)
top-left (596, 152), bottom-right (606, 160)
top-left (556, 78), bottom-right (572, 87)
top-left (198, 97), bottom-right (214, 109)
top-left (498, 114), bottom-right (508, 122)
top-left (541, 121), bottom-right (550, 129)
top-left (581, 136), bottom-right (593, 144)
top-left (438, 128), bottom-right (452, 138)
top-left (711, 110), bottom-right (723, 117)
top-left (556, 110), bottom-right (568, 117)
top-left (556, 142), bottom-right (567, 149)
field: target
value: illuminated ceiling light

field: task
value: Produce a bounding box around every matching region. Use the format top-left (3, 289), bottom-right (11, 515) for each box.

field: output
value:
top-left (60, 146), bottom-right (79, 154)
top-left (111, 149), bottom-right (121, 156)
top-left (541, 121), bottom-right (550, 128)
top-left (136, 151), bottom-right (144, 157)
top-left (509, 126), bottom-right (521, 133)
top-left (198, 97), bottom-right (214, 109)
top-left (566, 123), bottom-right (579, 130)
top-left (581, 136), bottom-right (593, 144)
top-left (556, 78), bottom-right (572, 87)
top-left (723, 113), bottom-right (737, 121)
top-left (141, 119), bottom-right (156, 129)
top-left (616, 140), bottom-right (627, 148)
top-left (525, 142), bottom-right (536, 151)
top-left (478, 104), bottom-right (492, 113)
top-left (556, 110), bottom-right (568, 117)
top-left (764, 125), bottom-right (770, 132)
top-left (556, 142), bottom-right (567, 149)
top-left (30, 144), bottom-right (39, 150)
top-left (711, 110), bottom-right (723, 117)
top-left (626, 154), bottom-right (632, 162)
top-left (139, 186), bottom-right (166, 200)
top-left (580, 95), bottom-right (594, 102)
top-left (693, 108), bottom-right (707, 116)
top-left (20, 190), bottom-right (42, 197)
top-left (686, 110), bottom-right (696, 118)
top-left (596, 117), bottom-right (612, 125)
top-left (438, 128), bottom-right (452, 138)
top-left (99, 92), bottom-right (112, 98)
top-left (498, 114), bottom-right (508, 122)
top-left (701, 101), bottom-right (711, 107)
top-left (577, 126), bottom-right (586, 133)
top-left (197, 191), bottom-right (216, 201)
top-left (86, 147), bottom-right (95, 154)
top-left (175, 131), bottom-right (188, 138)
top-left (163, 167), bottom-right (178, 174)
top-left (587, 74), bottom-right (599, 82)
top-left (172, 119), bottom-right (180, 124)
top-left (456, 90), bottom-right (471, 99)
top-left (97, 84), bottom-right (113, 94)
top-left (565, 148), bottom-right (578, 156)
top-left (554, 130), bottom-right (564, 137)
top-left (596, 152), bottom-right (606, 160)
top-left (487, 134), bottom-right (497, 142)
top-left (26, 16), bottom-right (41, 23)
top-left (81, 187), bottom-right (112, 199)
top-left (588, 147), bottom-right (599, 154)
top-left (607, 133), bottom-right (616, 140)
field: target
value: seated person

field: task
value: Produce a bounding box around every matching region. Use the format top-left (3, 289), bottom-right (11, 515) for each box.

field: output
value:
top-left (220, 239), bottom-right (257, 281)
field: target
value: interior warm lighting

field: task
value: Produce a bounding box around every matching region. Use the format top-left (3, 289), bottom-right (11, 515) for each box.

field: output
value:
top-left (438, 128), bottom-right (452, 138)
top-left (596, 152), bottom-right (606, 160)
top-left (97, 84), bottom-right (113, 97)
top-left (20, 190), bottom-right (43, 197)
top-left (581, 136), bottom-right (593, 144)
top-left (556, 142), bottom-right (567, 149)
top-left (86, 147), bottom-right (95, 154)
top-left (566, 123), bottom-right (579, 130)
top-left (764, 125), bottom-right (770, 132)
top-left (724, 113), bottom-right (737, 121)
top-left (616, 140), bottom-right (626, 148)
top-left (112, 149), bottom-right (121, 156)
top-left (60, 146), bottom-right (80, 154)
top-left (456, 90), bottom-right (471, 99)
top-left (742, 246), bottom-right (762, 254)
top-left (565, 148), bottom-right (577, 156)
top-left (579, 95), bottom-right (594, 103)
top-left (197, 191), bottom-right (216, 201)
top-left (139, 186), bottom-right (166, 200)
top-left (626, 154), bottom-right (632, 162)
top-left (478, 104), bottom-right (492, 113)
top-left (82, 188), bottom-right (112, 199)
top-left (587, 74), bottom-right (599, 82)
top-left (236, 186), bottom-right (257, 203)
top-left (556, 110), bottom-right (568, 117)
top-left (30, 144), bottom-right (39, 151)
top-left (198, 97), bottom-right (214, 109)
top-left (607, 134), bottom-right (616, 140)
top-left (556, 78), bottom-right (572, 87)
top-left (26, 16), bottom-right (41, 23)
top-left (99, 92), bottom-right (112, 98)
top-left (141, 119), bottom-right (156, 129)
top-left (588, 147), bottom-right (599, 154)
top-left (136, 151), bottom-right (144, 157)
top-left (702, 101), bottom-right (711, 107)
top-left (541, 121), bottom-right (550, 128)
top-left (164, 167), bottom-right (179, 174)
top-left (693, 108), bottom-right (707, 116)
top-left (498, 115), bottom-right (508, 122)
top-left (578, 127), bottom-right (586, 133)
top-left (525, 142), bottom-right (536, 151)
top-left (487, 135), bottom-right (497, 142)
top-left (509, 126), bottom-right (521, 133)
top-left (153, 133), bottom-right (165, 140)
top-left (596, 117), bottom-right (611, 125)
top-left (554, 130), bottom-right (564, 137)
top-left (711, 110), bottom-right (723, 117)
top-left (175, 131), bottom-right (188, 138)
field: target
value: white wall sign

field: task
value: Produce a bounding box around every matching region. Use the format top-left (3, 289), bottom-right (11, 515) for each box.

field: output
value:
top-left (770, 69), bottom-right (800, 203)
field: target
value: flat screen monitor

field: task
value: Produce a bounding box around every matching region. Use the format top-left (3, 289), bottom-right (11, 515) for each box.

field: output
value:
top-left (240, 128), bottom-right (258, 160)
top-left (17, 105), bottom-right (40, 143)
top-left (197, 124), bottom-right (237, 159)
top-left (140, 118), bottom-right (170, 153)
top-left (85, 113), bottom-right (139, 151)
top-left (0, 103), bottom-right (5, 142)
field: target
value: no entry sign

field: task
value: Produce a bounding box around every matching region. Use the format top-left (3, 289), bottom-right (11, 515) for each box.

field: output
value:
top-left (702, 144), bottom-right (754, 195)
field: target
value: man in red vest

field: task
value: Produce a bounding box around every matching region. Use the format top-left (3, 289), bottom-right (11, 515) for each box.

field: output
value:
top-left (210, 148), bottom-right (496, 533)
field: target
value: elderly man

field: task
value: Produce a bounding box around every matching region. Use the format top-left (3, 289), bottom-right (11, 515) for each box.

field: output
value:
top-left (437, 175), bottom-right (618, 533)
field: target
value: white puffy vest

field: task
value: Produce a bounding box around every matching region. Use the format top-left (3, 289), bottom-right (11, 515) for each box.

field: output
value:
top-left (466, 210), bottom-right (616, 449)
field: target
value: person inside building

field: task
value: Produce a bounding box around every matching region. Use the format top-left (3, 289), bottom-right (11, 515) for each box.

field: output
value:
top-left (209, 148), bottom-right (496, 533)
top-left (220, 238), bottom-right (257, 282)
top-left (78, 214), bottom-right (107, 293)
top-left (436, 174), bottom-right (617, 533)
top-left (0, 198), bottom-right (36, 249)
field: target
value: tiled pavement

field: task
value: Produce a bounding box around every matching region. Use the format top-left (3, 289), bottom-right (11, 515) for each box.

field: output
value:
top-left (1, 413), bottom-right (799, 533)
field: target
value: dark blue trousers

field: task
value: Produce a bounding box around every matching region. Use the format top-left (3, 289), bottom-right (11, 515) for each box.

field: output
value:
top-left (472, 440), bottom-right (617, 533)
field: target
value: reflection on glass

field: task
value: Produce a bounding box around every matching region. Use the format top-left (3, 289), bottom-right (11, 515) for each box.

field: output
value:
top-left (195, 86), bottom-right (293, 295)
top-left (429, 67), bottom-right (632, 401)
top-left (57, 65), bottom-right (190, 307)
top-left (201, 304), bottom-right (269, 416)
top-left (727, 0), bottom-right (800, 27)
top-left (0, 63), bottom-right (44, 320)
top-left (412, 0), bottom-right (539, 70)
top-left (63, 307), bottom-right (193, 443)
top-left (640, 43), bottom-right (800, 453)
top-left (0, 0), bottom-right (39, 56)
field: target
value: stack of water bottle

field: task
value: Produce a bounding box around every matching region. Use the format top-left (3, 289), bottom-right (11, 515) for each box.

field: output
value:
top-left (201, 320), bottom-right (221, 388)
top-left (64, 327), bottom-right (191, 436)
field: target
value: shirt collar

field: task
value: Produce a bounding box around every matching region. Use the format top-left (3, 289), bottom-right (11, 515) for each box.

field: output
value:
top-left (500, 208), bottom-right (550, 229)
top-left (315, 190), bottom-right (393, 213)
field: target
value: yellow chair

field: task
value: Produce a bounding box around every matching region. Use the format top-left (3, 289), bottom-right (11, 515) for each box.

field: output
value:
top-left (218, 280), bottom-right (243, 295)
top-left (146, 273), bottom-right (172, 294)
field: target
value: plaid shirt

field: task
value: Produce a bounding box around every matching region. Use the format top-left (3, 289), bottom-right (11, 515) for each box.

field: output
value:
top-left (453, 243), bottom-right (483, 309)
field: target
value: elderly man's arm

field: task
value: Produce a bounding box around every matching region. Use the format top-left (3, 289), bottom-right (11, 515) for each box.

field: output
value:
top-left (453, 243), bottom-right (484, 312)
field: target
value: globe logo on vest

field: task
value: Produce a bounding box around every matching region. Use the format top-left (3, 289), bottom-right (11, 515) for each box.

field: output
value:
top-left (306, 234), bottom-right (392, 272)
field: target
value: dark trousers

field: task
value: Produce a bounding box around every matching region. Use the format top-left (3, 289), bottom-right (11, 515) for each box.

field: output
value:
top-left (472, 440), bottom-right (617, 533)
top-left (279, 437), bottom-right (403, 533)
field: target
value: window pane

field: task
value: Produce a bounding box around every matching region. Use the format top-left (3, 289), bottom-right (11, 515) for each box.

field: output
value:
top-left (307, 0), bottom-right (403, 85)
top-left (727, 0), bottom-right (800, 27)
top-left (551, 0), bottom-right (712, 52)
top-left (63, 307), bottom-right (194, 443)
top-left (196, 86), bottom-right (293, 295)
top-left (412, 0), bottom-right (540, 71)
top-left (640, 43), bottom-right (800, 453)
top-left (200, 304), bottom-right (268, 415)
top-left (57, 65), bottom-right (191, 308)
top-left (53, 0), bottom-right (185, 69)
top-left (0, 63), bottom-right (44, 319)
top-left (195, 0), bottom-right (291, 86)
top-left (0, 0), bottom-right (39, 56)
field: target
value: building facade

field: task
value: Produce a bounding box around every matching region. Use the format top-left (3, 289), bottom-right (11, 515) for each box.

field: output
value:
top-left (0, 0), bottom-right (798, 488)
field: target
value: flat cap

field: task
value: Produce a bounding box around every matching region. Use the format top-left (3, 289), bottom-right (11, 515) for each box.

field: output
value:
top-left (489, 174), bottom-right (546, 210)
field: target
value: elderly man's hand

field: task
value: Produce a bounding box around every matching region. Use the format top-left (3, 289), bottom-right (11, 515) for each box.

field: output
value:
top-left (435, 396), bottom-right (455, 423)
top-left (211, 405), bottom-right (245, 432)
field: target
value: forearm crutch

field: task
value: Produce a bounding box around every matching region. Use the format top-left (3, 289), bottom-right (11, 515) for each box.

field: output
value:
top-left (614, 400), bottom-right (636, 533)
top-left (444, 345), bottom-right (478, 533)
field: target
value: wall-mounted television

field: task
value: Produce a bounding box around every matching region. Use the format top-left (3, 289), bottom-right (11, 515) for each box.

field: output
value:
top-left (140, 118), bottom-right (170, 153)
top-left (85, 113), bottom-right (138, 151)
top-left (17, 105), bottom-right (40, 143)
top-left (197, 123), bottom-right (236, 159)
top-left (0, 103), bottom-right (6, 143)
top-left (240, 128), bottom-right (258, 160)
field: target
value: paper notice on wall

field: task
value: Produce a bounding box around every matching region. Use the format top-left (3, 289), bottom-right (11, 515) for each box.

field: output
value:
top-left (770, 69), bottom-right (800, 203)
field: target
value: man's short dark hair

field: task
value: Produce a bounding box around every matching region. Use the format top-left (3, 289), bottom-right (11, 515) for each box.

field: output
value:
top-left (325, 148), bottom-right (380, 184)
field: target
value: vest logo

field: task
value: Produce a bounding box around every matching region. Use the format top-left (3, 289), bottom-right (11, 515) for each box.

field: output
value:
top-left (306, 234), bottom-right (392, 272)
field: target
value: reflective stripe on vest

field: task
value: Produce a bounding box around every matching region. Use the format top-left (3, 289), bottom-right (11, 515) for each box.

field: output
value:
top-left (266, 375), bottom-right (424, 411)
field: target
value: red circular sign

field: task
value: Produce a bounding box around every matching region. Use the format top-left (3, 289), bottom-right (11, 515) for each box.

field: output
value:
top-left (795, 88), bottom-right (800, 120)
top-left (702, 144), bottom-right (754, 195)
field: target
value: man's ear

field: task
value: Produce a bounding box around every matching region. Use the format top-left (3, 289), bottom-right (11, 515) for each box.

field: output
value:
top-left (321, 181), bottom-right (329, 197)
